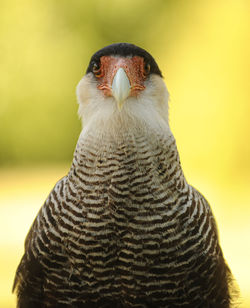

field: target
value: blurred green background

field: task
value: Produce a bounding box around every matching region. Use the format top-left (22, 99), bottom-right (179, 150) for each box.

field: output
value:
top-left (0, 0), bottom-right (249, 307)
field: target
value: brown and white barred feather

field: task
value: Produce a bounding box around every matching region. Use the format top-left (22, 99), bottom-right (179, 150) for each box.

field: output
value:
top-left (13, 73), bottom-right (235, 307)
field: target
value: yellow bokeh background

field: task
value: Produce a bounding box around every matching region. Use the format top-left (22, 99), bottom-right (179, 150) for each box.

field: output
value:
top-left (0, 0), bottom-right (249, 307)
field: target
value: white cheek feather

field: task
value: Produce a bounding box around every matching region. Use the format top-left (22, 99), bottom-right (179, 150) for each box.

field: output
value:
top-left (76, 74), bottom-right (171, 141)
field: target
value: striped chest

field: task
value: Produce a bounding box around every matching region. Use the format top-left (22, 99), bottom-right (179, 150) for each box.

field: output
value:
top-left (54, 132), bottom-right (198, 300)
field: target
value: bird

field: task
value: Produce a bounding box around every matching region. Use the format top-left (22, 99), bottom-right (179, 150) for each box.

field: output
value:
top-left (13, 43), bottom-right (236, 308)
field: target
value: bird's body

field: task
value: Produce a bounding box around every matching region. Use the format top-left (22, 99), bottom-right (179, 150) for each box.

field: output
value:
top-left (13, 43), bottom-right (234, 307)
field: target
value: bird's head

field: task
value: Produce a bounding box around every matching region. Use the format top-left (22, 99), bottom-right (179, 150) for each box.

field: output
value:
top-left (77, 43), bottom-right (169, 128)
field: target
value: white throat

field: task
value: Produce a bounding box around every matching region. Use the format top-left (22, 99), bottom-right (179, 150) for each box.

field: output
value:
top-left (76, 74), bottom-right (171, 142)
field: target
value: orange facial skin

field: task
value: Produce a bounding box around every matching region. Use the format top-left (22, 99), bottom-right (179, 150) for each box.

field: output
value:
top-left (94, 56), bottom-right (148, 97)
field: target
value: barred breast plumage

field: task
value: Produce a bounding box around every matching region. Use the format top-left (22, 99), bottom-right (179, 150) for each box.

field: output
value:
top-left (13, 43), bottom-right (236, 308)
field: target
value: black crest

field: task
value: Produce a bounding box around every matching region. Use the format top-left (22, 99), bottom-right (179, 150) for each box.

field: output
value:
top-left (86, 43), bottom-right (162, 77)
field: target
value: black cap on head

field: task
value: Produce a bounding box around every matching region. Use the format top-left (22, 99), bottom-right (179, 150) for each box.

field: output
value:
top-left (86, 43), bottom-right (162, 77)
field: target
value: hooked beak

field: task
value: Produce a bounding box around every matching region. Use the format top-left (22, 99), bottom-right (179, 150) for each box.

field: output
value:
top-left (96, 56), bottom-right (146, 109)
top-left (111, 68), bottom-right (131, 110)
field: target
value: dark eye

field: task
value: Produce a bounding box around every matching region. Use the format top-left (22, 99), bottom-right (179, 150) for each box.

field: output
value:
top-left (92, 62), bottom-right (99, 72)
top-left (92, 62), bottom-right (102, 77)
top-left (144, 63), bottom-right (151, 75)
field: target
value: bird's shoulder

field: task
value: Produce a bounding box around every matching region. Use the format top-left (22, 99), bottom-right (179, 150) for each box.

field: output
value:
top-left (24, 176), bottom-right (68, 249)
top-left (186, 185), bottom-right (220, 255)
top-left (13, 176), bottom-right (69, 296)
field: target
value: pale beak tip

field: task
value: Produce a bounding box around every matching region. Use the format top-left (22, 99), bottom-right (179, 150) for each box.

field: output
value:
top-left (112, 67), bottom-right (131, 110)
top-left (117, 101), bottom-right (123, 111)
